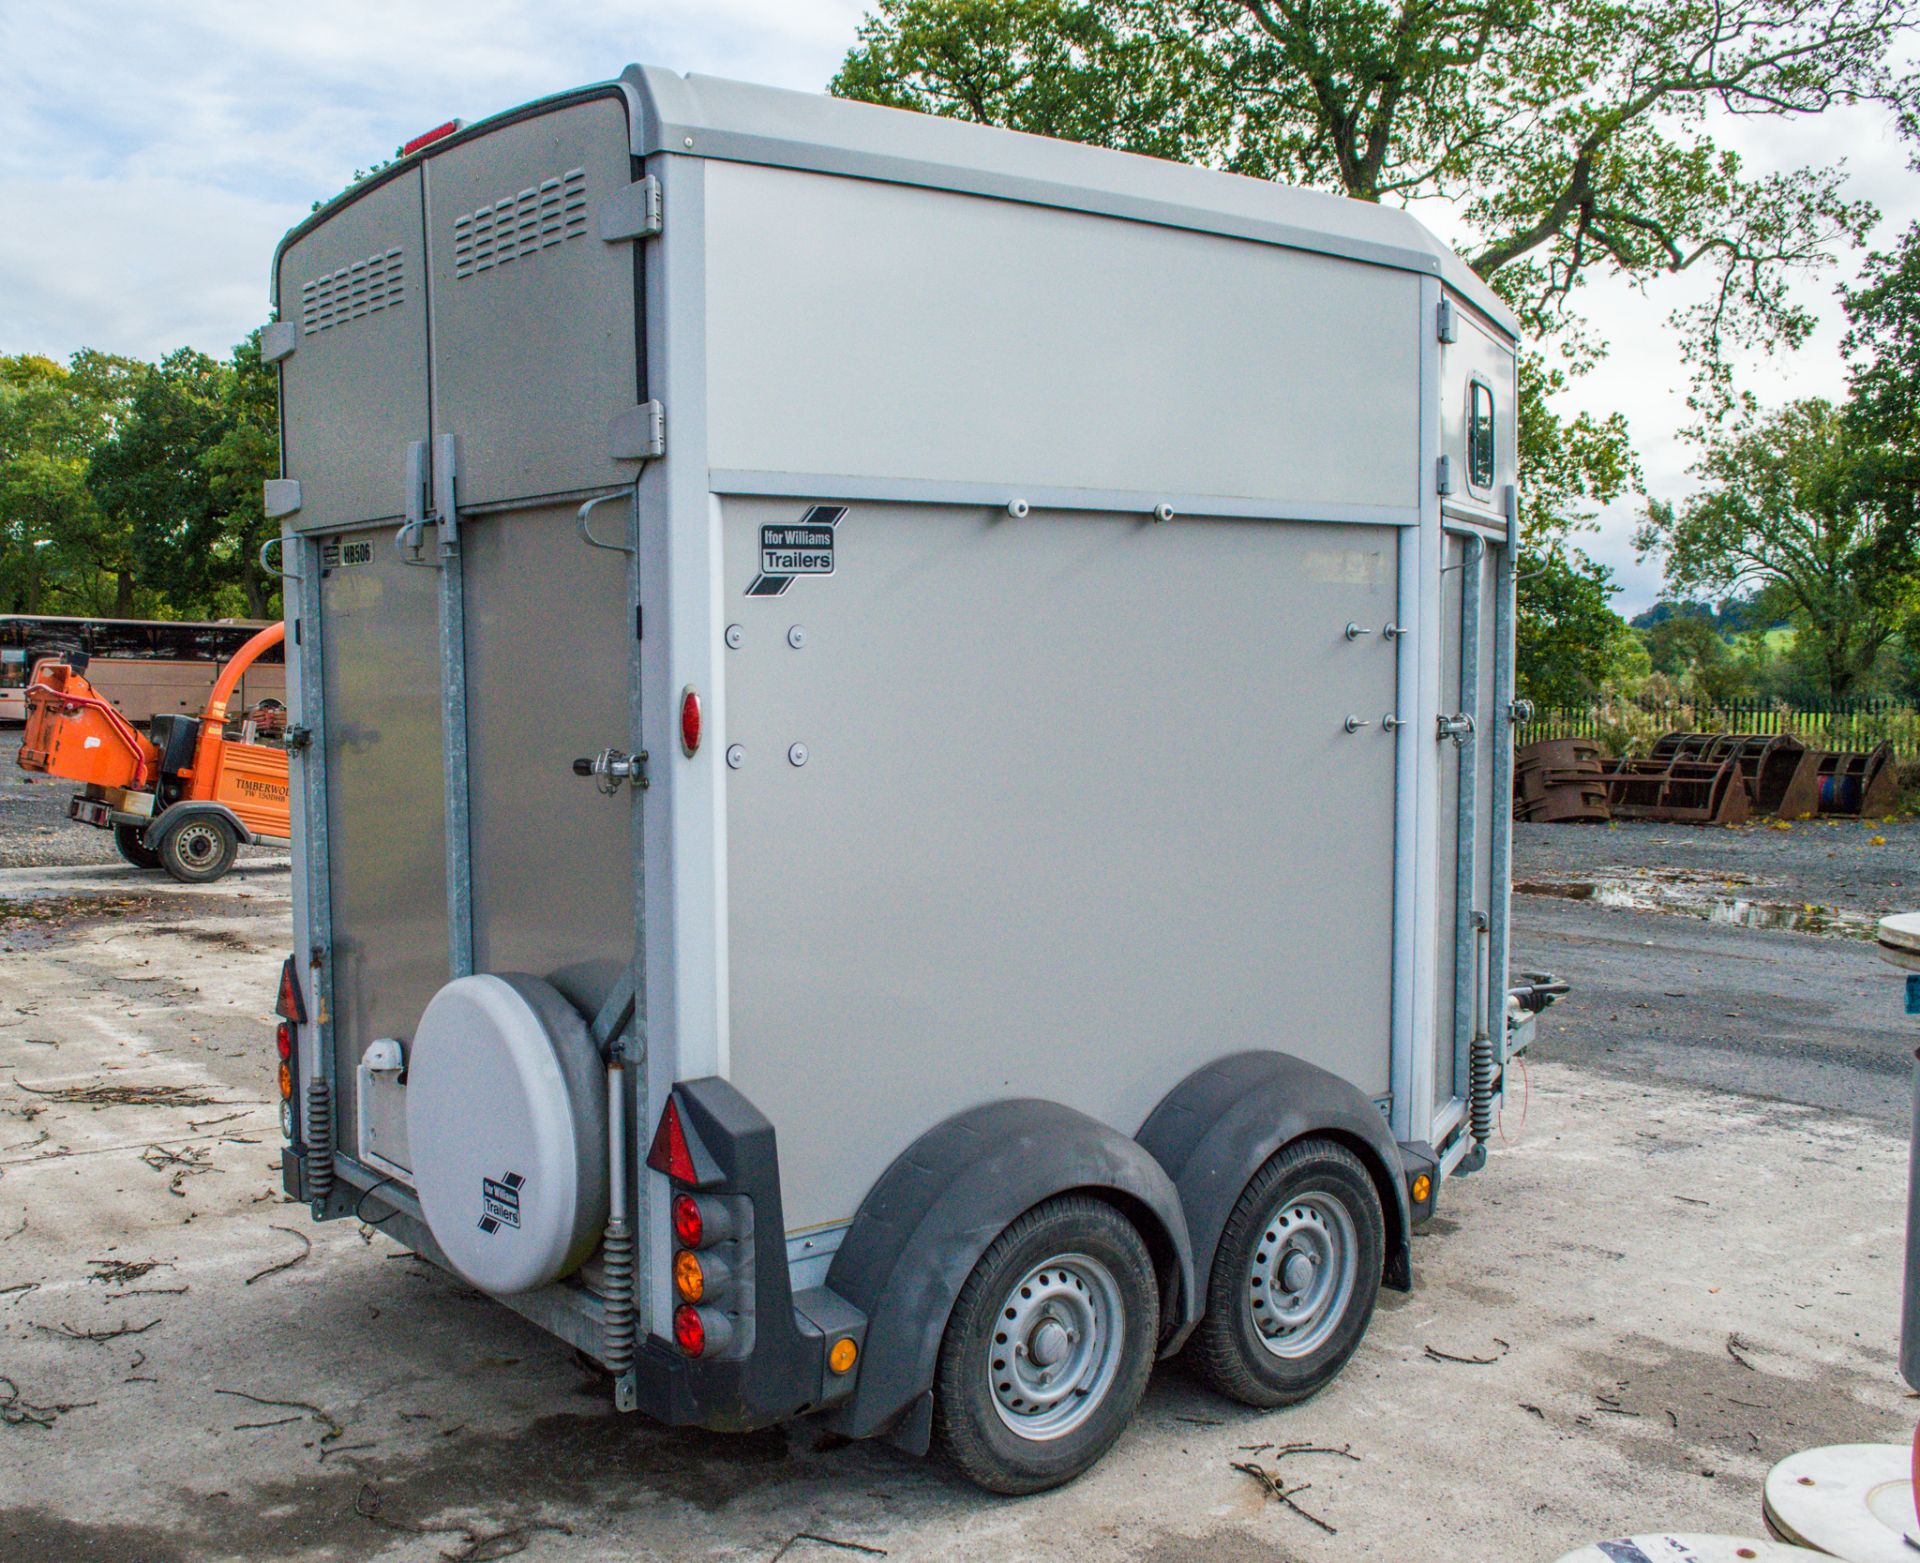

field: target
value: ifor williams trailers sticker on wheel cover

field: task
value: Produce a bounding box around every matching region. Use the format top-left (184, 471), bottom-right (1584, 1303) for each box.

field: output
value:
top-left (479, 1171), bottom-right (525, 1234)
top-left (746, 505), bottom-right (844, 597)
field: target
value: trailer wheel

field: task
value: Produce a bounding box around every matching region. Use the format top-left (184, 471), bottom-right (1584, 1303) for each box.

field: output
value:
top-left (159, 816), bottom-right (239, 884)
top-left (112, 824), bottom-right (162, 871)
top-left (1192, 1138), bottom-right (1383, 1408)
top-left (932, 1194), bottom-right (1157, 1494)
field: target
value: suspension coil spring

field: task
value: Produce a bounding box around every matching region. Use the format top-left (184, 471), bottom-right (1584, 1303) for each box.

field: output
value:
top-left (304, 1079), bottom-right (334, 1201)
top-left (601, 1216), bottom-right (636, 1375)
top-left (1469, 1033), bottom-right (1497, 1146)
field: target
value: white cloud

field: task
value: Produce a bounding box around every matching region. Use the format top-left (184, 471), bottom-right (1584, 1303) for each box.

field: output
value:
top-left (2, 0), bottom-right (867, 356)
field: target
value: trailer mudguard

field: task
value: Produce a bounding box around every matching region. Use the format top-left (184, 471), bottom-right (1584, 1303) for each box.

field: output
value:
top-left (824, 1098), bottom-right (1195, 1450)
top-left (1136, 1051), bottom-right (1414, 1322)
top-left (142, 800), bottom-right (253, 848)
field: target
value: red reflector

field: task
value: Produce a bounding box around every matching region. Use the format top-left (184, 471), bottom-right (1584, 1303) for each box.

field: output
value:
top-left (400, 119), bottom-right (461, 156)
top-left (680, 687), bottom-right (702, 757)
top-left (673, 1303), bottom-right (705, 1357)
top-left (647, 1097), bottom-right (698, 1183)
top-left (275, 1021), bottom-right (292, 1061)
top-left (672, 1193), bottom-right (703, 1248)
top-left (274, 956), bottom-right (306, 1023)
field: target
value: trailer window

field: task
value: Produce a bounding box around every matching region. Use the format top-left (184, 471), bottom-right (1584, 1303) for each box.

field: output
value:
top-left (1467, 381), bottom-right (1495, 491)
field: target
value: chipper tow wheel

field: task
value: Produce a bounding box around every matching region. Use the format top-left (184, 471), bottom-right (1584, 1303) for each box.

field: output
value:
top-left (1191, 1137), bottom-right (1384, 1408)
top-left (932, 1194), bottom-right (1158, 1494)
top-left (112, 823), bottom-right (162, 871)
top-left (159, 816), bottom-right (239, 884)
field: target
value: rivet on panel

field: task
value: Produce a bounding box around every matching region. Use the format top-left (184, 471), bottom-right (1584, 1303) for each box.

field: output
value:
top-left (787, 625), bottom-right (807, 649)
top-left (725, 624), bottom-right (743, 650)
top-left (788, 743), bottom-right (809, 767)
top-left (725, 745), bottom-right (745, 770)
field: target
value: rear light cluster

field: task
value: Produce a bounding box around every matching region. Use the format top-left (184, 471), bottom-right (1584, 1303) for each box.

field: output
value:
top-left (273, 955), bottom-right (304, 1144)
top-left (648, 1099), bottom-right (739, 1358)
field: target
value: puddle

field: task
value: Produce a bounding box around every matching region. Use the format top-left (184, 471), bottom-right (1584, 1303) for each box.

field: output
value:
top-left (1515, 866), bottom-right (1879, 939)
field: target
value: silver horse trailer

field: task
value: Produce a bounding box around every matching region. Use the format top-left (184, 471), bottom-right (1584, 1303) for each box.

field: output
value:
top-left (261, 64), bottom-right (1557, 1492)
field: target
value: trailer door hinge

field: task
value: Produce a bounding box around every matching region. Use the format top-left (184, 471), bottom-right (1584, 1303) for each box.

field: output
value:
top-left (284, 725), bottom-right (312, 753)
top-left (609, 400), bottom-right (665, 463)
top-left (261, 320), bottom-right (298, 364)
top-left (1437, 298), bottom-right (1458, 343)
top-left (598, 175), bottom-right (662, 242)
top-left (1436, 455), bottom-right (1455, 495)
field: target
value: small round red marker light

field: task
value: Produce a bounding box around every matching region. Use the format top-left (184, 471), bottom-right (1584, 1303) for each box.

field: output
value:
top-left (674, 1303), bottom-right (706, 1357)
top-left (673, 1193), bottom-right (703, 1248)
top-left (680, 687), bottom-right (702, 756)
top-left (275, 1021), bottom-right (292, 1061)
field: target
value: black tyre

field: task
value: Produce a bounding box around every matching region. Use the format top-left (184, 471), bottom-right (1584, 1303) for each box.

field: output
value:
top-left (159, 815), bottom-right (239, 884)
top-left (1191, 1138), bottom-right (1384, 1409)
top-left (112, 823), bottom-right (163, 871)
top-left (932, 1194), bottom-right (1159, 1495)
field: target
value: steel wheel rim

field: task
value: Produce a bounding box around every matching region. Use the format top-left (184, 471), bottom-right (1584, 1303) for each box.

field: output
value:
top-left (1248, 1190), bottom-right (1356, 1359)
top-left (988, 1251), bottom-right (1125, 1440)
top-left (174, 824), bottom-right (221, 868)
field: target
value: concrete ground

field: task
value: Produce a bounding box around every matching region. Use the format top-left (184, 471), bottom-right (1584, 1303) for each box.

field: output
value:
top-left (3, 750), bottom-right (1918, 1561)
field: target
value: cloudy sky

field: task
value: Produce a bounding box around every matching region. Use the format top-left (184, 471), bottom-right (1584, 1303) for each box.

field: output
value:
top-left (4, 1), bottom-right (1912, 614)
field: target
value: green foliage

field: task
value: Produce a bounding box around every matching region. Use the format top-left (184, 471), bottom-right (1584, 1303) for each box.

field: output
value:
top-left (833, 0), bottom-right (1227, 158)
top-left (1515, 542), bottom-right (1641, 704)
top-left (1636, 399), bottom-right (1920, 699)
top-left (0, 338), bottom-right (279, 622)
top-left (0, 351), bottom-right (143, 615)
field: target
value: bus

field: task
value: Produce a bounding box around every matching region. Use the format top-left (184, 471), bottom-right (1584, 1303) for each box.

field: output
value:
top-left (0, 616), bottom-right (286, 725)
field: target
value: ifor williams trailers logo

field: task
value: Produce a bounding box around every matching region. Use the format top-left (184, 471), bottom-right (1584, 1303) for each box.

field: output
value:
top-left (478, 1171), bottom-right (525, 1234)
top-left (746, 505), bottom-right (845, 597)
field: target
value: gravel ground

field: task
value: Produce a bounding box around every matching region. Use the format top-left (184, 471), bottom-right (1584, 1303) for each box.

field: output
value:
top-left (1514, 815), bottom-right (1918, 922)
top-left (2, 778), bottom-right (1917, 1562)
top-left (1513, 816), bottom-right (1920, 1133)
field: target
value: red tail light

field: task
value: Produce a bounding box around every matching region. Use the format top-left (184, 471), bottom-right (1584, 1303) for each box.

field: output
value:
top-left (672, 1193), bottom-right (703, 1248)
top-left (400, 120), bottom-right (462, 157)
top-left (674, 1303), bottom-right (706, 1356)
top-left (680, 687), bottom-right (702, 757)
top-left (275, 1022), bottom-right (292, 1061)
top-left (647, 1097), bottom-right (698, 1183)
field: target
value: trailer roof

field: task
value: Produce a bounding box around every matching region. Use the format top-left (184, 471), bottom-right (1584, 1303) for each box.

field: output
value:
top-left (274, 65), bottom-right (1518, 340)
top-left (621, 65), bottom-right (1520, 340)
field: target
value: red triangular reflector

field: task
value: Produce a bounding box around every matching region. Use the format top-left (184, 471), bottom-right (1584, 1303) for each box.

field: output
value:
top-left (647, 1097), bottom-right (697, 1183)
top-left (275, 955), bottom-right (306, 1023)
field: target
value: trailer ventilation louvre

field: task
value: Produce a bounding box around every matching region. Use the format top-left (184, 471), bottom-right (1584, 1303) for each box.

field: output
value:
top-left (452, 168), bottom-right (588, 280)
top-left (299, 248), bottom-right (405, 335)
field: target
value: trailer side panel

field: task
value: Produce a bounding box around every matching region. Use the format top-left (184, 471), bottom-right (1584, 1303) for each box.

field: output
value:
top-left (720, 499), bottom-right (1400, 1233)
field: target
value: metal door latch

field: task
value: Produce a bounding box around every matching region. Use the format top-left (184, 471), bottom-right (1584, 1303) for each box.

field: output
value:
top-left (1437, 713), bottom-right (1475, 746)
top-left (1343, 715), bottom-right (1372, 733)
top-left (573, 749), bottom-right (649, 794)
top-left (1509, 698), bottom-right (1536, 727)
top-left (1382, 714), bottom-right (1406, 732)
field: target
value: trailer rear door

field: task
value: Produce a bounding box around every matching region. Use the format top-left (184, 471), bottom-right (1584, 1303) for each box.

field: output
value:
top-left (279, 93), bottom-right (643, 1176)
top-left (420, 93), bottom-right (641, 1016)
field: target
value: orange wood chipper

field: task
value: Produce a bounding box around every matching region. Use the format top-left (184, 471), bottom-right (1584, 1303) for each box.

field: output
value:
top-left (17, 621), bottom-right (291, 882)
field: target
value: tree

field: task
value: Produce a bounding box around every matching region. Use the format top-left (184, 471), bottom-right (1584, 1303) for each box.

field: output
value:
top-left (88, 350), bottom-right (234, 618)
top-left (0, 351), bottom-right (141, 615)
top-left (200, 332), bottom-right (283, 619)
top-left (1635, 399), bottom-right (1920, 698)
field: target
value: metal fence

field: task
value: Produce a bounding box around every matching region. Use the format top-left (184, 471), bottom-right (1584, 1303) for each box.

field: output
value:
top-left (1526, 696), bottom-right (1920, 759)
